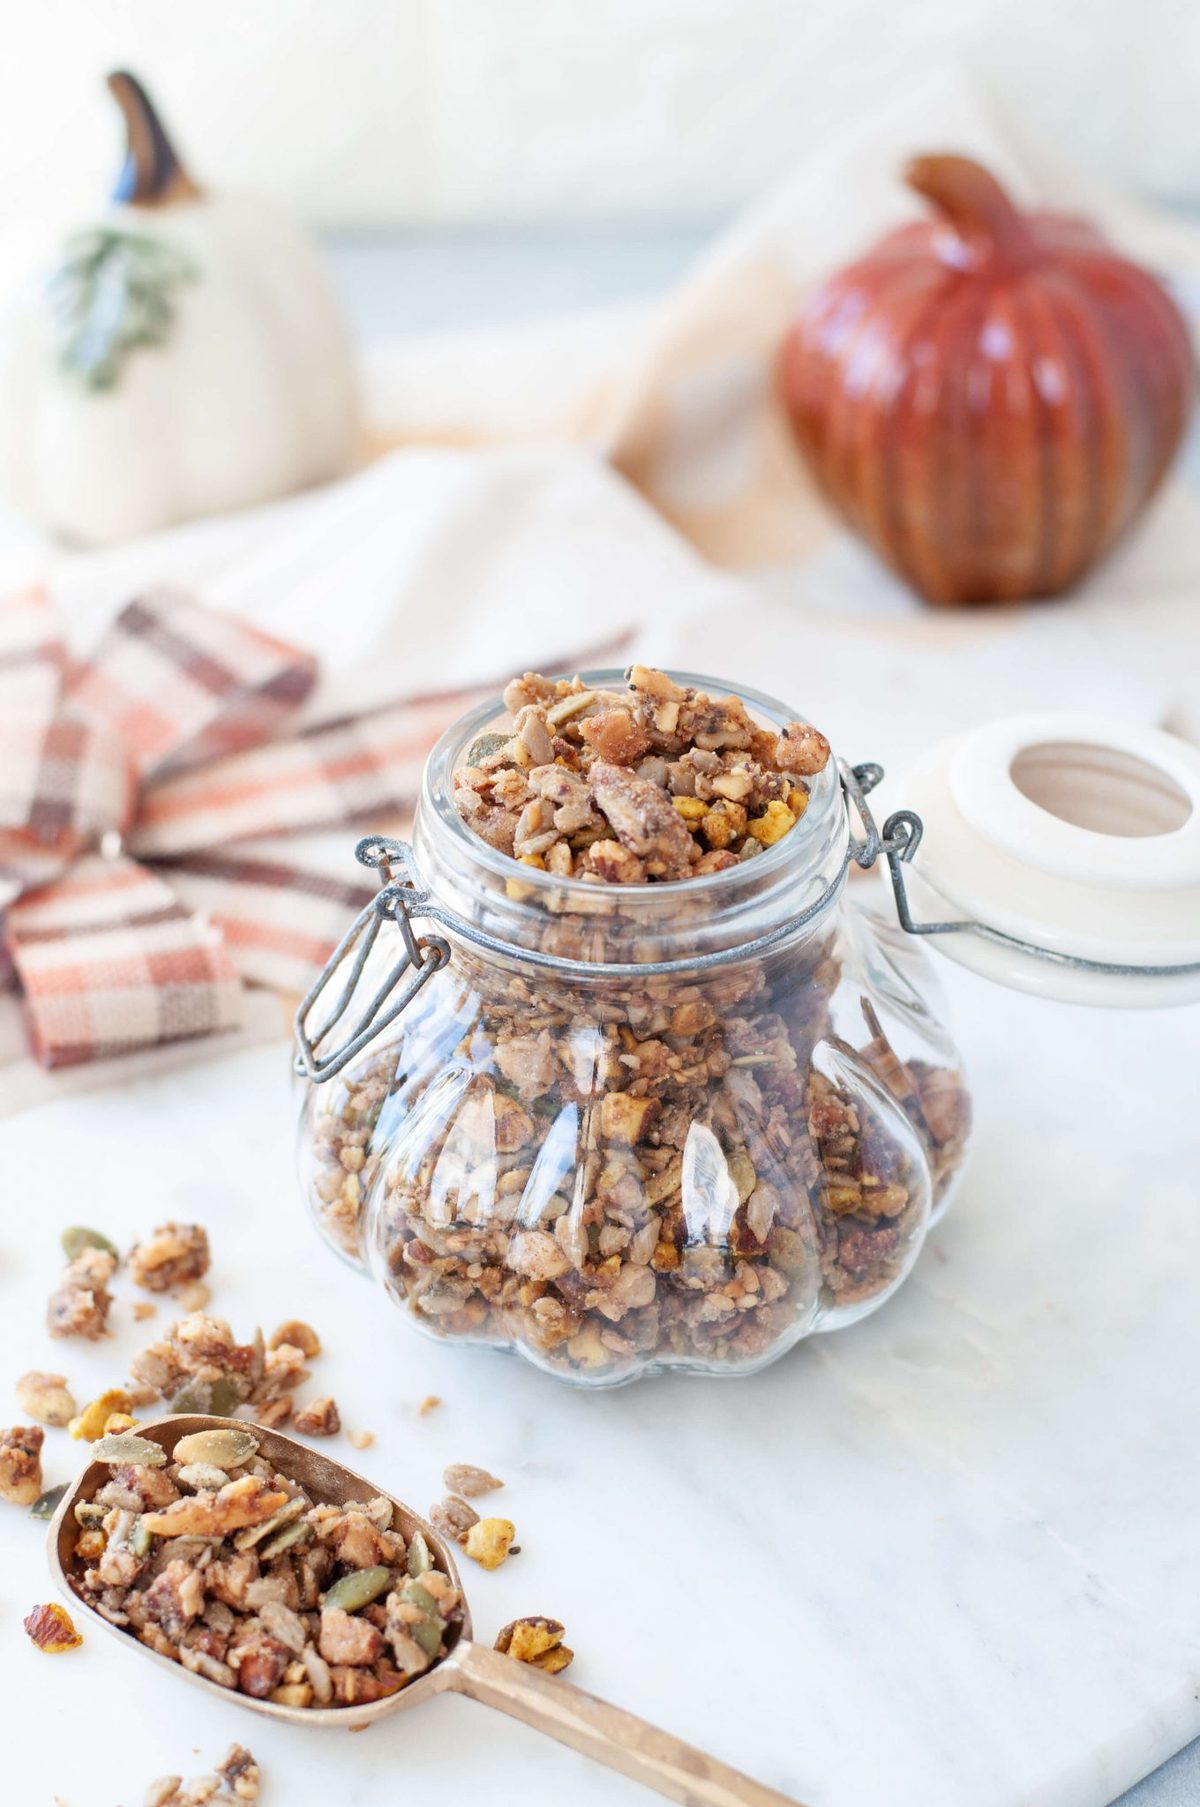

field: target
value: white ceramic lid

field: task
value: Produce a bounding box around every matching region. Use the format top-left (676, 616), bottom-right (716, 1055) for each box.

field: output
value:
top-left (893, 711), bottom-right (1200, 1007)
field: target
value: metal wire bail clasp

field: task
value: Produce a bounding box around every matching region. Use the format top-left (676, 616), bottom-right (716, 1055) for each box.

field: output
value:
top-left (293, 837), bottom-right (450, 1083)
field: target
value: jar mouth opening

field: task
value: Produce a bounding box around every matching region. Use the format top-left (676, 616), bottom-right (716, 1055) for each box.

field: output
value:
top-left (419, 666), bottom-right (842, 905)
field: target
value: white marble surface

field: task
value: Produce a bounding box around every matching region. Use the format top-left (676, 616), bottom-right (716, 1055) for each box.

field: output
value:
top-left (1, 950), bottom-right (1198, 1807)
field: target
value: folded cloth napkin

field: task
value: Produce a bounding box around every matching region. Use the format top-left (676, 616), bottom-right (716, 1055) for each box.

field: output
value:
top-left (0, 446), bottom-right (742, 1101)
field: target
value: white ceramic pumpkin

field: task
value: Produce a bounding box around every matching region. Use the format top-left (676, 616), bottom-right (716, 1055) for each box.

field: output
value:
top-left (0, 72), bottom-right (360, 546)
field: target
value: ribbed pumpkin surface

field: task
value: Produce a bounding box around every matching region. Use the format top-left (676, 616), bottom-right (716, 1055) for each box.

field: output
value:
top-left (778, 155), bottom-right (1196, 604)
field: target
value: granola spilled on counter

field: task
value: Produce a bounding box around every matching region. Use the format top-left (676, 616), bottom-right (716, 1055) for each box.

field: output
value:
top-left (453, 664), bottom-right (831, 880)
top-left (23, 1600), bottom-right (83, 1653)
top-left (66, 1427), bottom-right (463, 1707)
top-left (495, 1615), bottom-right (573, 1674)
top-left (47, 1234), bottom-right (118, 1340)
top-left (129, 1223), bottom-right (211, 1295)
top-left (0, 1425), bottom-right (45, 1505)
top-left (129, 1312), bottom-right (319, 1433)
top-left (142, 1744), bottom-right (260, 1806)
top-left (303, 665), bottom-right (971, 1381)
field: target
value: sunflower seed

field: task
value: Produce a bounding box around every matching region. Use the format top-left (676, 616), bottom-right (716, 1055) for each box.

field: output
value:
top-left (406, 1530), bottom-right (432, 1575)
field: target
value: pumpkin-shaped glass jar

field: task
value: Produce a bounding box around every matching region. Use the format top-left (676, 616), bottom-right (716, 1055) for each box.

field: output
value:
top-left (296, 672), bottom-right (971, 1387)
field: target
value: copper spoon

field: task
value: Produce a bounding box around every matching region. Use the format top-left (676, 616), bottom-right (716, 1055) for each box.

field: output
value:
top-left (49, 1416), bottom-right (802, 1807)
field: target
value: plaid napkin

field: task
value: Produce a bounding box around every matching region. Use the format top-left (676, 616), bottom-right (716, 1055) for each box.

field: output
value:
top-left (1, 587), bottom-right (612, 1067)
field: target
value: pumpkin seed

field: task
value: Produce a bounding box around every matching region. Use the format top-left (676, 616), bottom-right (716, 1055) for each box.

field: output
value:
top-left (398, 1575), bottom-right (447, 1653)
top-left (233, 1494), bottom-right (307, 1552)
top-left (61, 1225), bottom-right (119, 1263)
top-left (210, 1377), bottom-right (247, 1415)
top-left (173, 1428), bottom-right (258, 1470)
top-left (259, 1517), bottom-right (311, 1561)
top-left (412, 1612), bottom-right (446, 1657)
top-left (130, 1517), bottom-right (154, 1556)
top-left (91, 1433), bottom-right (167, 1467)
top-left (321, 1565), bottom-right (392, 1613)
top-left (406, 1530), bottom-right (432, 1576)
top-left (166, 1377), bottom-right (212, 1414)
top-left (166, 1374), bottom-right (247, 1415)
top-left (464, 731), bottom-right (509, 767)
top-left (29, 1484), bottom-right (67, 1521)
top-left (403, 1580), bottom-right (439, 1616)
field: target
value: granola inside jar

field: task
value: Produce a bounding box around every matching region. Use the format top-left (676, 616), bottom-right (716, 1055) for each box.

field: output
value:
top-left (297, 669), bottom-right (971, 1386)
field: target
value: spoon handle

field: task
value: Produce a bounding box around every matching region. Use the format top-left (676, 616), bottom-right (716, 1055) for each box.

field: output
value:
top-left (440, 1640), bottom-right (804, 1807)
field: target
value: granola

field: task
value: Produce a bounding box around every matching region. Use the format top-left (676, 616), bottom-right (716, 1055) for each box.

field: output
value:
top-left (16, 1371), bottom-right (76, 1427)
top-left (345, 936), bottom-right (969, 1379)
top-left (0, 1425), bottom-right (44, 1505)
top-left (65, 1429), bottom-right (463, 1707)
top-left (462, 1517), bottom-right (515, 1570)
top-left (130, 1313), bottom-right (313, 1418)
top-left (293, 1397), bottom-right (340, 1438)
top-left (143, 1745), bottom-right (260, 1806)
top-left (47, 1243), bottom-right (116, 1340)
top-left (452, 665), bottom-right (830, 879)
top-left (23, 1601), bottom-right (82, 1653)
top-left (495, 1616), bottom-right (573, 1674)
top-left (129, 1223), bottom-right (211, 1294)
top-left (302, 665), bottom-right (971, 1381)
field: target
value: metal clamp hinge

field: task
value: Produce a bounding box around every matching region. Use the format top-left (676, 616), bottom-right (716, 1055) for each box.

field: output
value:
top-left (293, 836), bottom-right (449, 1082)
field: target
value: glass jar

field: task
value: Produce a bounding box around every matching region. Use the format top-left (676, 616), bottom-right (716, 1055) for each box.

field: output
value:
top-left (297, 671), bottom-right (972, 1387)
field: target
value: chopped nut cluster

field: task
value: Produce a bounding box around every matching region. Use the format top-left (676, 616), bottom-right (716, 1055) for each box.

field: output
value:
top-left (143, 1744), bottom-right (260, 1806)
top-left (495, 1616), bottom-right (573, 1674)
top-left (16, 1371), bottom-right (76, 1427)
top-left (129, 1222), bottom-right (211, 1294)
top-left (129, 1312), bottom-right (323, 1433)
top-left (463, 1517), bottom-right (516, 1570)
top-left (47, 1242), bottom-right (116, 1341)
top-left (293, 1396), bottom-right (341, 1438)
top-left (66, 1428), bottom-right (463, 1707)
top-left (453, 665), bottom-right (830, 881)
top-left (0, 1425), bottom-right (45, 1505)
top-left (23, 1600), bottom-right (82, 1653)
top-left (304, 666), bottom-right (971, 1380)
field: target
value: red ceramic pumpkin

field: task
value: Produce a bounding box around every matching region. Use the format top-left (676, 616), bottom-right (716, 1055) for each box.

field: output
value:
top-left (778, 154), bottom-right (1196, 605)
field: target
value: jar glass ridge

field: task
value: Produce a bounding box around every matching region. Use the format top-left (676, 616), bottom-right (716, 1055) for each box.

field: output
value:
top-left (298, 670), bottom-right (972, 1386)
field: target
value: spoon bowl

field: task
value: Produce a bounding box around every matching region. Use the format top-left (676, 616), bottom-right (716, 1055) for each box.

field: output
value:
top-left (49, 1413), bottom-right (803, 1806)
top-left (49, 1413), bottom-right (466, 1730)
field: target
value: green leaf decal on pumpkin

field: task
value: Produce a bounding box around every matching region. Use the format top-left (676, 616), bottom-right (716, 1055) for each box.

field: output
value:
top-left (46, 227), bottom-right (197, 392)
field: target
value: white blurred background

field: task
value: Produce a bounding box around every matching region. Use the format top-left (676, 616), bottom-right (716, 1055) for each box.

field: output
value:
top-left (1, 0), bottom-right (1196, 228)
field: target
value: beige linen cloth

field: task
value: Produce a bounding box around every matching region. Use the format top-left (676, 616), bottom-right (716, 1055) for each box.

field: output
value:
top-left (2, 66), bottom-right (1198, 1107)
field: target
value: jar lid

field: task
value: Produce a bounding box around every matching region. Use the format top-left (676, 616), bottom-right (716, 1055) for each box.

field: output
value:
top-left (893, 711), bottom-right (1200, 1007)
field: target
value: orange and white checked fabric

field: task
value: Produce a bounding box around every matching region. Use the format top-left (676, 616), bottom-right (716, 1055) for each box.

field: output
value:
top-left (0, 588), bottom-right (626, 1068)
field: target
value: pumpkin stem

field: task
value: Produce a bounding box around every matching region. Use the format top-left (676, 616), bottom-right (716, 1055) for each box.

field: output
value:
top-left (107, 71), bottom-right (201, 206)
top-left (905, 154), bottom-right (1035, 267)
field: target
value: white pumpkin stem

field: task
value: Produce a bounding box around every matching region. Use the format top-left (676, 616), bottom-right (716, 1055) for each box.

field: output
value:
top-left (107, 70), bottom-right (201, 206)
